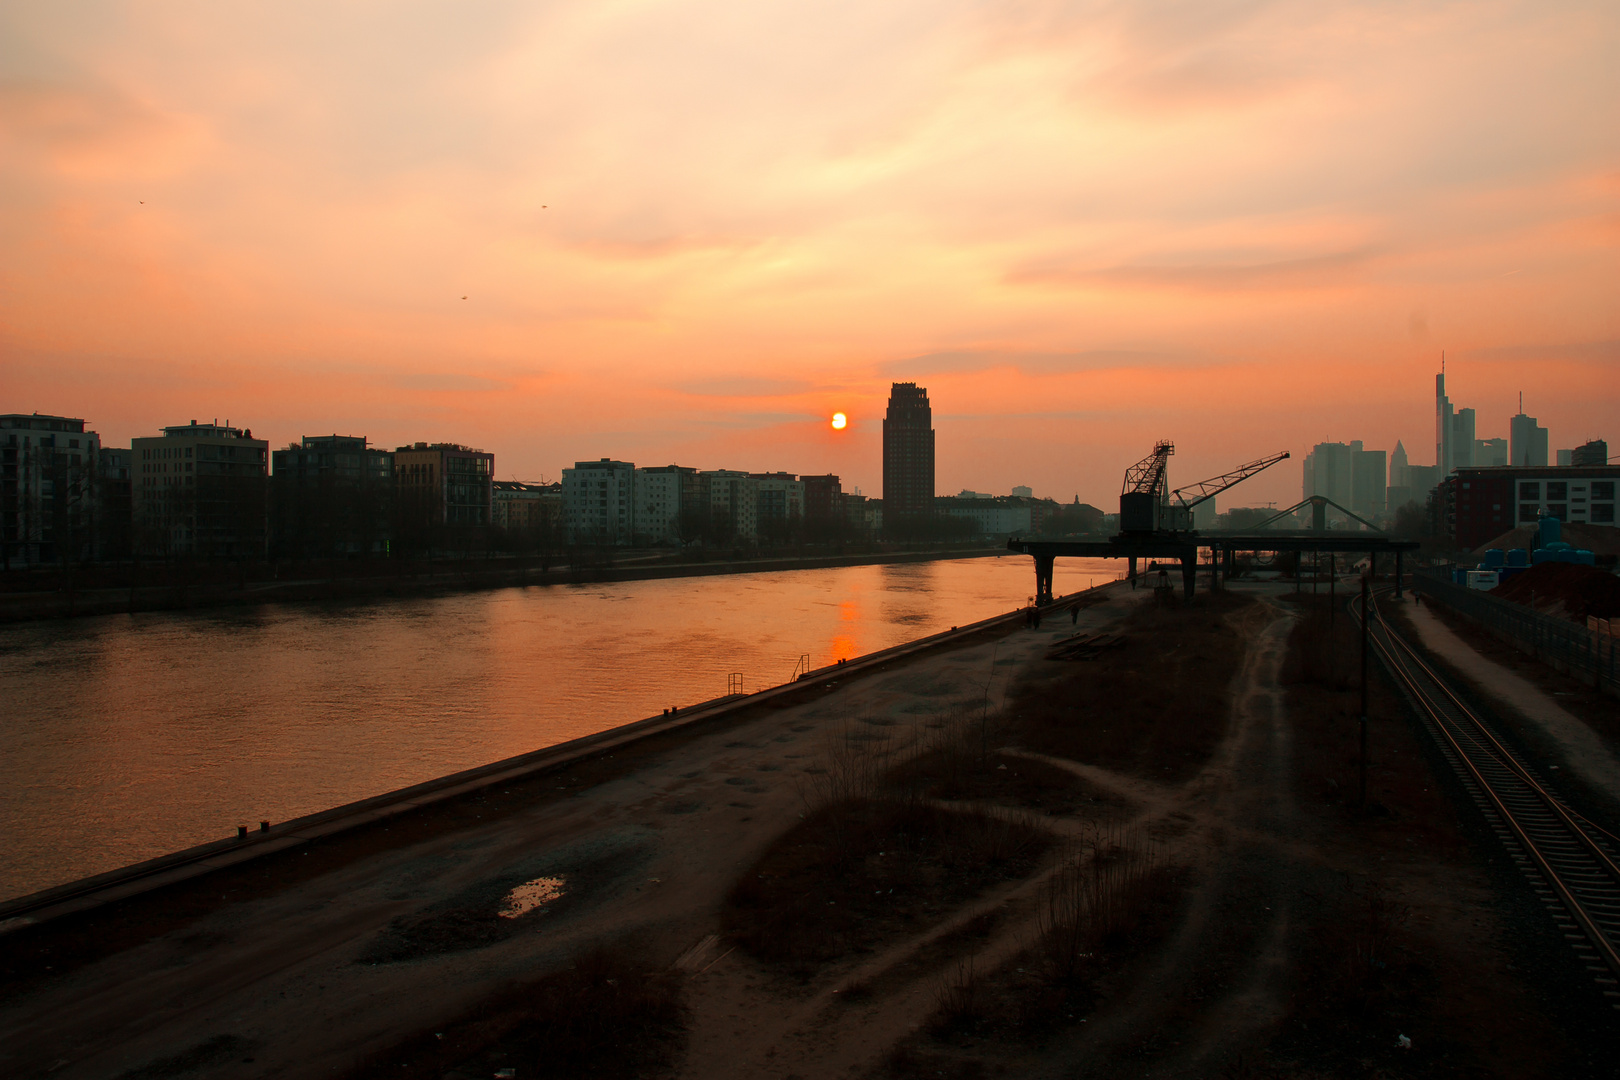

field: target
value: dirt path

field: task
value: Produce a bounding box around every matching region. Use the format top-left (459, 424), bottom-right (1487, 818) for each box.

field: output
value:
top-left (0, 595), bottom-right (1129, 1080)
top-left (1011, 597), bottom-right (1296, 1078)
top-left (1401, 594), bottom-right (1620, 802)
top-left (663, 593), bottom-right (1296, 1080)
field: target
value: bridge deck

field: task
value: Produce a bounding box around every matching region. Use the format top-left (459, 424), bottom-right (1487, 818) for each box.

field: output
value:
top-left (1007, 532), bottom-right (1420, 602)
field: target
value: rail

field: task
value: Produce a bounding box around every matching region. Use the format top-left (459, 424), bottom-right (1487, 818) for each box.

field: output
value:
top-left (1359, 588), bottom-right (1620, 1006)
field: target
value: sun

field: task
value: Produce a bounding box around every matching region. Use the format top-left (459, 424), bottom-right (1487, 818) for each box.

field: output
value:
top-left (831, 412), bottom-right (847, 430)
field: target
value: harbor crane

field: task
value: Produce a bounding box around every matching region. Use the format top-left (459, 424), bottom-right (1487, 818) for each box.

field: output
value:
top-left (1010, 441), bottom-right (1411, 604)
top-left (1119, 445), bottom-right (1290, 536)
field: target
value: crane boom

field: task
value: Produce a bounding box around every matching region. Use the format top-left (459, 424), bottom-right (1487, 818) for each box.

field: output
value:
top-left (1171, 451), bottom-right (1290, 510)
top-left (1121, 440), bottom-right (1175, 497)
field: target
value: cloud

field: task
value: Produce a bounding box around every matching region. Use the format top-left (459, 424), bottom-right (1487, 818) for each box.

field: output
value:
top-left (675, 377), bottom-right (814, 398)
top-left (0, 81), bottom-right (206, 179)
top-left (1006, 250), bottom-right (1374, 292)
top-left (388, 372), bottom-right (509, 393)
top-left (885, 348), bottom-right (1204, 376)
top-left (1459, 339), bottom-right (1620, 366)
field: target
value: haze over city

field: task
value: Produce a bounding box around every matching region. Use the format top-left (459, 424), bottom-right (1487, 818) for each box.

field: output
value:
top-left (4, 2), bottom-right (1617, 505)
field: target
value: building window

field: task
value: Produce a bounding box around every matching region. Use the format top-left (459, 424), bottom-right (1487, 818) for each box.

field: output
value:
top-left (1595, 505), bottom-right (1615, 523)
top-left (1518, 482), bottom-right (1538, 499)
top-left (1594, 482), bottom-right (1615, 500)
top-left (1547, 482), bottom-right (1567, 499)
top-left (1548, 503), bottom-right (1567, 519)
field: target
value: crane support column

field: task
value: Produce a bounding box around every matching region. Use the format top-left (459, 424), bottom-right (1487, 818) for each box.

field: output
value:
top-left (1035, 554), bottom-right (1055, 605)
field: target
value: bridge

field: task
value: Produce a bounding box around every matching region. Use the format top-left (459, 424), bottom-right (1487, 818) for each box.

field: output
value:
top-left (1008, 531), bottom-right (1419, 603)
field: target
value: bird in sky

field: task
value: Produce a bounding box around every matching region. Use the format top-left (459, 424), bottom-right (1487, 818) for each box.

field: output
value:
top-left (461, 295), bottom-right (467, 300)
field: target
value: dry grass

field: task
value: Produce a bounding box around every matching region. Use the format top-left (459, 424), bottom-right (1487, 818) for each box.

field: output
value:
top-left (907, 833), bottom-right (1185, 1051)
top-left (723, 713), bottom-right (1053, 970)
top-left (343, 944), bottom-right (685, 1080)
top-left (1034, 833), bottom-right (1170, 986)
top-left (722, 796), bottom-right (1050, 970)
top-left (1281, 601), bottom-right (1359, 692)
top-left (1010, 592), bottom-right (1254, 782)
top-left (882, 709), bottom-right (1129, 818)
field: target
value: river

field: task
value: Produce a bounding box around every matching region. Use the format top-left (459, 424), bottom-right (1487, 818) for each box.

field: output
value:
top-left (0, 554), bottom-right (1122, 900)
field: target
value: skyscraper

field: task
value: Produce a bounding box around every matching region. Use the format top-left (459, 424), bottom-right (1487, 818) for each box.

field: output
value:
top-left (1435, 368), bottom-right (1453, 472)
top-left (1510, 397), bottom-right (1549, 467)
top-left (1389, 440), bottom-right (1409, 487)
top-left (882, 382), bottom-right (935, 521)
top-left (1451, 407), bottom-right (1476, 470)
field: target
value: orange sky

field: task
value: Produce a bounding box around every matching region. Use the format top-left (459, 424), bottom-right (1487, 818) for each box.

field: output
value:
top-left (2, 2), bottom-right (1616, 508)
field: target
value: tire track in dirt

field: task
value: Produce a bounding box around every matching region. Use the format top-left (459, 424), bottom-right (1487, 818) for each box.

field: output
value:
top-left (1023, 599), bottom-right (1298, 1078)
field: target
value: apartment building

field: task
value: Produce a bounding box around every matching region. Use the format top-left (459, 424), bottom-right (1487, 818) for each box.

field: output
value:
top-left (703, 469), bottom-right (758, 540)
top-left (1, 413), bottom-right (101, 566)
top-left (751, 472), bottom-right (804, 537)
top-left (563, 459), bottom-right (636, 544)
top-left (634, 465), bottom-right (697, 544)
top-left (394, 443), bottom-right (494, 531)
top-left (271, 435), bottom-right (395, 557)
top-left (132, 421), bottom-right (268, 557)
top-left (1439, 464), bottom-right (1619, 550)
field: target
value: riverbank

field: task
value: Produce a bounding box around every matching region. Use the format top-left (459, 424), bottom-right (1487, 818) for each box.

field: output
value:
top-left (0, 545), bottom-right (1011, 624)
top-left (0, 579), bottom-right (1124, 1077)
top-left (1, 579), bottom-right (1607, 1078)
top-left (0, 578), bottom-right (1069, 928)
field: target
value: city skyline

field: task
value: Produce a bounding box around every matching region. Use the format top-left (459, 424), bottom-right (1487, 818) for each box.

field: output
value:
top-left (4, 3), bottom-right (1617, 509)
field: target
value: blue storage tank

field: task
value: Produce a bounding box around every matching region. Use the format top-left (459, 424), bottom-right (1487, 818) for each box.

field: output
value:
top-left (1482, 549), bottom-right (1506, 569)
top-left (1533, 548), bottom-right (1559, 565)
top-left (1506, 548), bottom-right (1530, 567)
top-left (1539, 516), bottom-right (1562, 547)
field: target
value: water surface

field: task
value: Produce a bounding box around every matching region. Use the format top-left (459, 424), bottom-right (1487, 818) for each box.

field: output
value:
top-left (0, 555), bottom-right (1120, 899)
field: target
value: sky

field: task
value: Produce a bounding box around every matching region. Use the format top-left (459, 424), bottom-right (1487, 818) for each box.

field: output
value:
top-left (2, 0), bottom-right (1617, 509)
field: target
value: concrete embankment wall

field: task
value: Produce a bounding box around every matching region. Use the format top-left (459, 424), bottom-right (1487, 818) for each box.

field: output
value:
top-left (0, 577), bottom-right (1117, 932)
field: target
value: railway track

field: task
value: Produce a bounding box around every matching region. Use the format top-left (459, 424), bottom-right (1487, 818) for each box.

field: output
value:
top-left (1360, 589), bottom-right (1620, 1008)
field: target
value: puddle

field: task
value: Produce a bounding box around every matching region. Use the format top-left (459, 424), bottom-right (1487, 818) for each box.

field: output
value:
top-left (498, 876), bottom-right (566, 919)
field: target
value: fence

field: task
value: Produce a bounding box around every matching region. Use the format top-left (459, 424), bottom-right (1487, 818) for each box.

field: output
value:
top-left (1412, 569), bottom-right (1619, 698)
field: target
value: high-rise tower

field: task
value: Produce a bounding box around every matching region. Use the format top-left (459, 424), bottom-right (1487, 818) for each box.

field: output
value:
top-left (882, 382), bottom-right (935, 522)
top-left (1510, 393), bottom-right (1549, 467)
top-left (1435, 365), bottom-right (1453, 473)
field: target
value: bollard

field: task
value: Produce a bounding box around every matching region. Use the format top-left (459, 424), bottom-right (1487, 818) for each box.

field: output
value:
top-left (260, 821), bottom-right (270, 832)
top-left (237, 825), bottom-right (248, 838)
